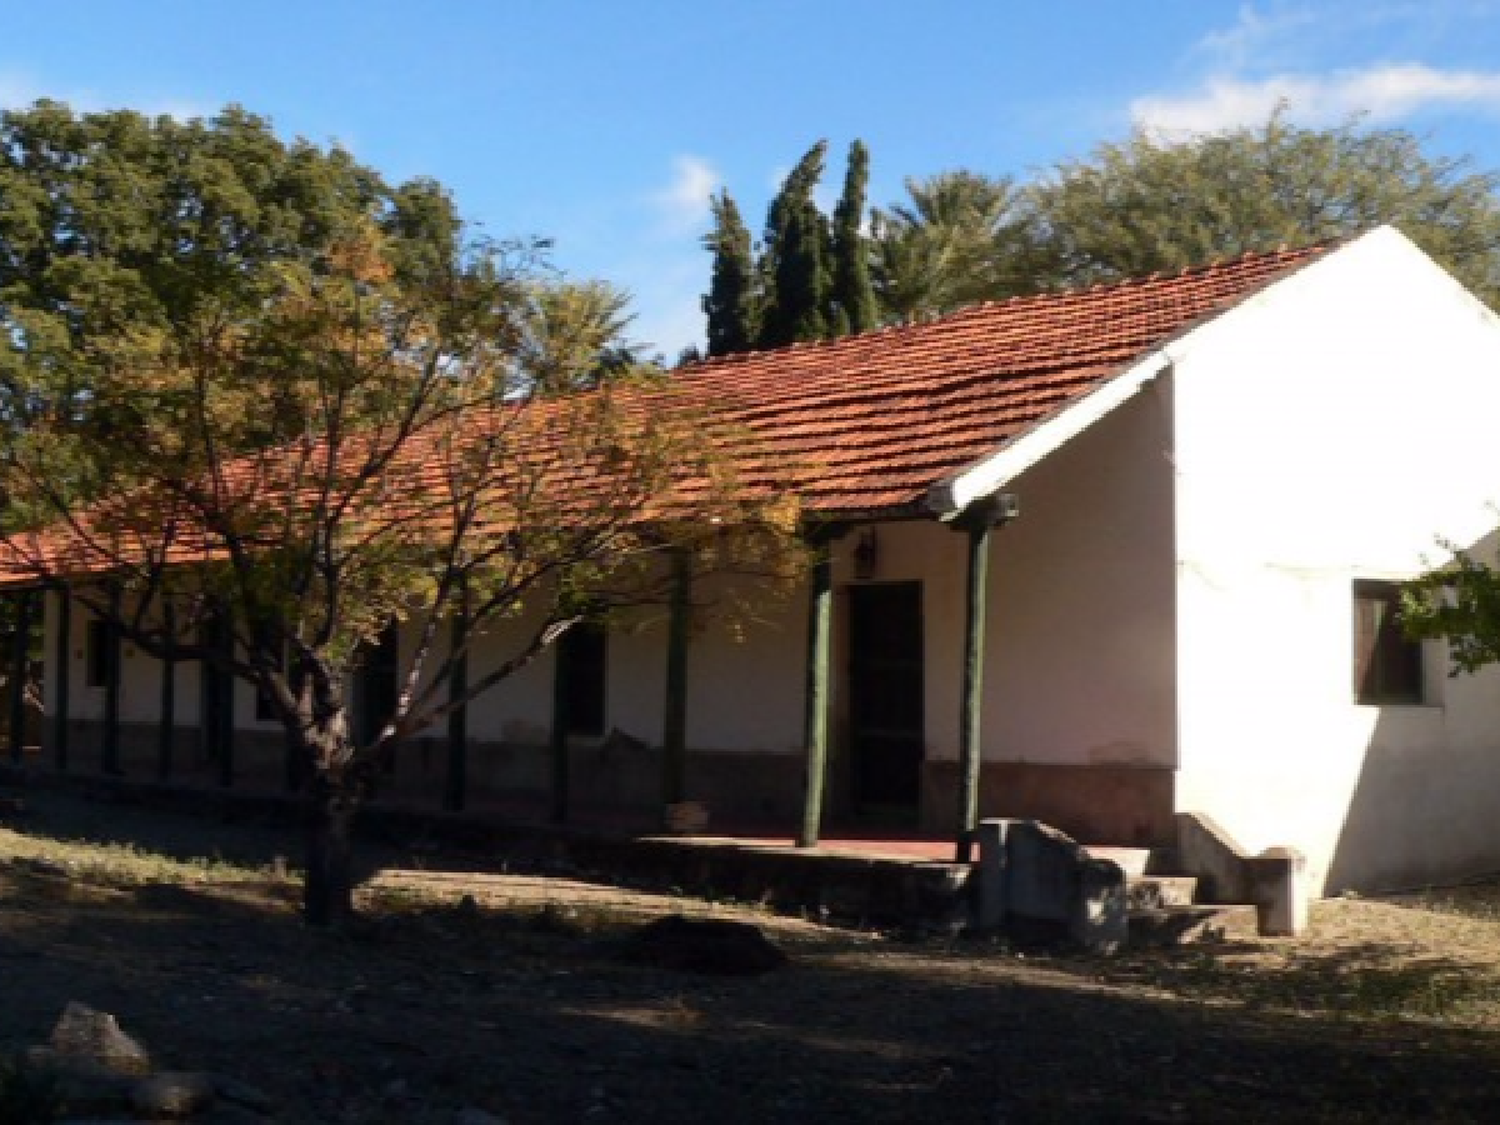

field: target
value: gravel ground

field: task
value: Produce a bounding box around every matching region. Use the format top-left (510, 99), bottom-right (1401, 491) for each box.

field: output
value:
top-left (5, 789), bottom-right (1500, 1123)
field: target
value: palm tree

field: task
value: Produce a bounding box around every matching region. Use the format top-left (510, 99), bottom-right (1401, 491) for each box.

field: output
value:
top-left (871, 171), bottom-right (1038, 322)
top-left (515, 280), bottom-right (646, 393)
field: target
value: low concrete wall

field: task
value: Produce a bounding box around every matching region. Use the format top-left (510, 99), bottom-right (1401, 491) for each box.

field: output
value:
top-left (48, 722), bottom-right (807, 826)
top-left (1176, 812), bottom-right (1308, 936)
top-left (923, 761), bottom-right (1175, 845)
top-left (0, 766), bottom-right (973, 933)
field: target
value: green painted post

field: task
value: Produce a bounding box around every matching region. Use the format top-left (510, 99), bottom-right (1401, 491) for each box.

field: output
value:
top-left (217, 617), bottom-right (235, 788)
top-left (101, 585), bottom-right (123, 780)
top-left (445, 583), bottom-right (469, 813)
top-left (102, 586), bottom-right (122, 776)
top-left (9, 592), bottom-right (31, 766)
top-left (955, 518), bottom-right (990, 862)
top-left (661, 548), bottom-right (692, 812)
top-left (52, 588), bottom-right (70, 772)
top-left (158, 602), bottom-right (175, 780)
top-left (797, 546), bottom-right (834, 848)
top-left (549, 627), bottom-right (571, 825)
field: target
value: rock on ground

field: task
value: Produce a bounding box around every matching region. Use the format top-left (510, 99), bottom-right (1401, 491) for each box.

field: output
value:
top-left (617, 914), bottom-right (790, 975)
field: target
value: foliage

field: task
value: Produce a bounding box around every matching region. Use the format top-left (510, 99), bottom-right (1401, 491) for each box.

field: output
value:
top-left (0, 108), bottom-right (805, 920)
top-left (702, 191), bottom-right (757, 358)
top-left (829, 141), bottom-right (878, 337)
top-left (701, 140), bottom-right (877, 356)
top-left (514, 278), bottom-right (648, 393)
top-left (0, 100), bottom-right (459, 528)
top-left (1022, 110), bottom-right (1500, 301)
top-left (871, 170), bottom-right (1036, 321)
top-left (1403, 546), bottom-right (1500, 676)
top-left (758, 140), bottom-right (831, 348)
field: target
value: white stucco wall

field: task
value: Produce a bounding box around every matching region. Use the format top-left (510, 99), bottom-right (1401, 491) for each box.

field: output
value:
top-left (1170, 227), bottom-right (1500, 895)
top-left (977, 381), bottom-right (1178, 769)
top-left (427, 569), bottom-right (809, 753)
top-left (44, 589), bottom-right (207, 727)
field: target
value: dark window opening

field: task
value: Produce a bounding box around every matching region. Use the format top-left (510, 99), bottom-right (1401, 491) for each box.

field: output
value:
top-left (1354, 580), bottom-right (1423, 705)
top-left (84, 618), bottom-right (115, 689)
top-left (559, 623), bottom-right (607, 736)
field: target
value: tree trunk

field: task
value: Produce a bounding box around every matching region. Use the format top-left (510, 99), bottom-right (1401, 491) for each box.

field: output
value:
top-left (304, 773), bottom-right (359, 926)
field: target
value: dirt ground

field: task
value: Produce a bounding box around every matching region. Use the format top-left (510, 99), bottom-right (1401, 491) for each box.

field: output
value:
top-left (6, 791), bottom-right (1500, 1123)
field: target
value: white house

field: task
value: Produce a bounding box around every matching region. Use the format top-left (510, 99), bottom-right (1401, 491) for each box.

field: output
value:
top-left (20, 225), bottom-right (1500, 898)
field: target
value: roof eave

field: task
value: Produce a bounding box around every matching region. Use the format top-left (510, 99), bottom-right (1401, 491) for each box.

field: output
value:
top-left (925, 349), bottom-right (1174, 519)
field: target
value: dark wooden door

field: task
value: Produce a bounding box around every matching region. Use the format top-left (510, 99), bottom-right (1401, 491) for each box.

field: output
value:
top-left (847, 582), bottom-right (925, 810)
top-left (354, 624), bottom-right (400, 749)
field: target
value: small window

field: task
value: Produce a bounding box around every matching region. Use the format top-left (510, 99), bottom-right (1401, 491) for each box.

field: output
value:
top-left (1354, 580), bottom-right (1423, 705)
top-left (84, 618), bottom-right (116, 689)
top-left (558, 623), bottom-right (607, 736)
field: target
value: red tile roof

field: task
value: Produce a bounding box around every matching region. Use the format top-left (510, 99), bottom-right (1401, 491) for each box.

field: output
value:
top-left (0, 240), bottom-right (1331, 586)
top-left (681, 240), bottom-right (1329, 514)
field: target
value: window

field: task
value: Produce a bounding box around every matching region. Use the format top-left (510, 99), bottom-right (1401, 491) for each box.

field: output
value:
top-left (1354, 580), bottom-right (1423, 705)
top-left (84, 618), bottom-right (116, 689)
top-left (558, 623), bottom-right (607, 736)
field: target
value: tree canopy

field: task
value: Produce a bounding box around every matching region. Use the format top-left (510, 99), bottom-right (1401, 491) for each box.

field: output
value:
top-left (702, 190), bottom-right (757, 357)
top-left (829, 140), bottom-right (877, 337)
top-left (1024, 112), bottom-right (1500, 302)
top-left (0, 101), bottom-right (464, 523)
top-left (0, 102), bottom-right (802, 923)
top-left (701, 139), bottom-right (876, 357)
top-left (710, 114), bottom-right (1500, 347)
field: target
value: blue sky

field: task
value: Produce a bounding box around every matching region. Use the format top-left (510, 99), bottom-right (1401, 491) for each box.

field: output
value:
top-left (5, 1), bottom-right (1500, 356)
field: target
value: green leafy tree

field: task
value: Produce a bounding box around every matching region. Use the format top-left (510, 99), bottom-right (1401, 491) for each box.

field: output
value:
top-left (0, 103), bottom-right (804, 924)
top-left (1023, 110), bottom-right (1500, 301)
top-left (701, 190), bottom-right (758, 357)
top-left (1404, 549), bottom-right (1500, 675)
top-left (0, 99), bottom-right (460, 524)
top-left (829, 140), bottom-right (877, 337)
top-left (757, 141), bottom-right (831, 348)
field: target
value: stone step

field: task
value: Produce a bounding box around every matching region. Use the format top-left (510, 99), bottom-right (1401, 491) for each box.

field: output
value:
top-left (1128, 903), bottom-right (1259, 947)
top-left (1125, 875), bottom-right (1197, 910)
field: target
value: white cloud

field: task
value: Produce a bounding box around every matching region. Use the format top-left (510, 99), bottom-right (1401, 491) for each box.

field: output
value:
top-left (652, 154), bottom-right (719, 234)
top-left (1132, 64), bottom-right (1500, 134)
top-left (1191, 3), bottom-right (1319, 71)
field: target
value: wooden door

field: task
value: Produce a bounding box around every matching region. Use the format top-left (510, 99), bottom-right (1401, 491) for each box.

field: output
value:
top-left (847, 582), bottom-right (925, 810)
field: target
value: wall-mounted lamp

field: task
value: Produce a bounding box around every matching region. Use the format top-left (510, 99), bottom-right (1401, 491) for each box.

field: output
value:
top-left (852, 528), bottom-right (880, 581)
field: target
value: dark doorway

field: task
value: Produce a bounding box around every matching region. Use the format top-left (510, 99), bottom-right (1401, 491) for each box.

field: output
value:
top-left (354, 624), bottom-right (400, 750)
top-left (198, 614), bottom-right (234, 783)
top-left (847, 582), bottom-right (925, 812)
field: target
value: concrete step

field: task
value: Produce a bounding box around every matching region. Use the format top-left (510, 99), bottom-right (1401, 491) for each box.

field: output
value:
top-left (1082, 845), bottom-right (1151, 878)
top-left (1128, 903), bottom-right (1259, 947)
top-left (1125, 875), bottom-right (1198, 910)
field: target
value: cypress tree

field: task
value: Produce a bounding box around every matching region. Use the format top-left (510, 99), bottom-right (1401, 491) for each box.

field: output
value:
top-left (758, 141), bottom-right (830, 349)
top-left (702, 190), bottom-right (757, 357)
top-left (830, 139), bottom-right (877, 337)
